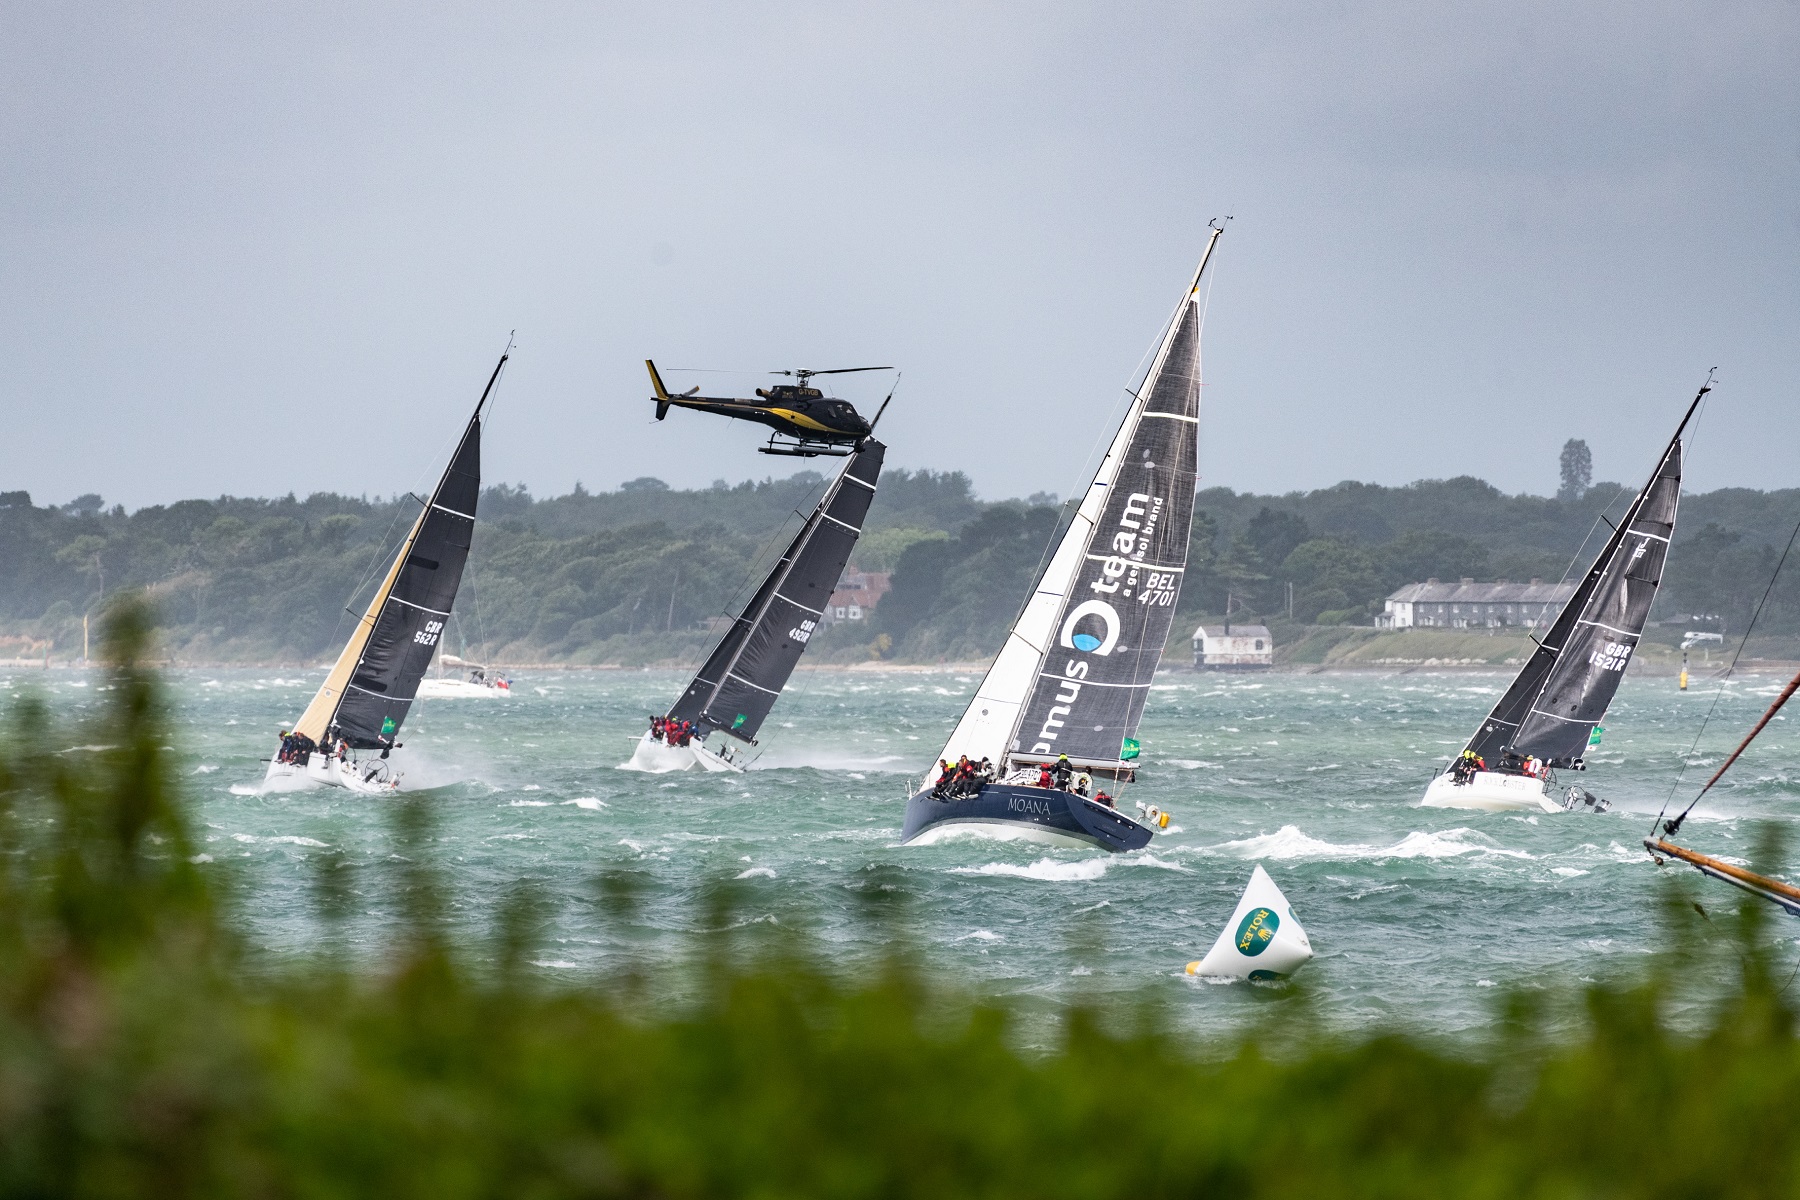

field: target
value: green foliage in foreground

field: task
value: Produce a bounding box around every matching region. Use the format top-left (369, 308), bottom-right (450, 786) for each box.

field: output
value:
top-left (4, 604), bottom-right (1800, 1197)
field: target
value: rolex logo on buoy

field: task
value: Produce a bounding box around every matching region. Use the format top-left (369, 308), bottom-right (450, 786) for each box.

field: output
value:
top-left (1235, 906), bottom-right (1279, 956)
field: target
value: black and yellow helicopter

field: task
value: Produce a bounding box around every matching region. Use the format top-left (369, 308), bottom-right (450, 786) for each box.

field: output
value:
top-left (646, 360), bottom-right (896, 457)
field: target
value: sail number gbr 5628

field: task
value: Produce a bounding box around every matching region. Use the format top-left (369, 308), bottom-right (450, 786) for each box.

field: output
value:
top-left (414, 620), bottom-right (445, 647)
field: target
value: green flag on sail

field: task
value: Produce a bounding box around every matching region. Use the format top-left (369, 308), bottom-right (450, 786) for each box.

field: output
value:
top-left (1121, 737), bottom-right (1141, 761)
top-left (1588, 725), bottom-right (1604, 747)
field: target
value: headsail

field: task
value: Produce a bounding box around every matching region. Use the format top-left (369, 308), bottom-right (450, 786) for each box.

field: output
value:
top-left (665, 440), bottom-right (885, 743)
top-left (293, 353), bottom-right (504, 749)
top-left (1464, 387), bottom-right (1703, 769)
top-left (933, 226), bottom-right (1222, 779)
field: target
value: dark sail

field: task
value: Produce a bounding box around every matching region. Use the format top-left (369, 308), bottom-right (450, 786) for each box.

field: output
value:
top-left (327, 363), bottom-right (497, 748)
top-left (666, 440), bottom-right (884, 743)
top-left (1465, 395), bottom-right (1698, 768)
top-left (1009, 300), bottom-right (1202, 770)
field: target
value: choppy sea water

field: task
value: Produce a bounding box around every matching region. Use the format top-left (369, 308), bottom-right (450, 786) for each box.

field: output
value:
top-left (10, 665), bottom-right (1800, 1041)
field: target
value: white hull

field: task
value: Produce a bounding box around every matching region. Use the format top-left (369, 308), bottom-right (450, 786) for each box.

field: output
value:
top-left (1421, 770), bottom-right (1560, 813)
top-left (262, 752), bottom-right (400, 795)
top-left (622, 733), bottom-right (744, 774)
top-left (416, 678), bottom-right (510, 699)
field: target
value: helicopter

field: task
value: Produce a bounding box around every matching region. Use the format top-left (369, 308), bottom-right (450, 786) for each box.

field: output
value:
top-left (646, 360), bottom-right (896, 457)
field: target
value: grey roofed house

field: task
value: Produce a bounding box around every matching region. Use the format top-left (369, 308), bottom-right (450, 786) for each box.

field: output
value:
top-left (1378, 577), bottom-right (1576, 630)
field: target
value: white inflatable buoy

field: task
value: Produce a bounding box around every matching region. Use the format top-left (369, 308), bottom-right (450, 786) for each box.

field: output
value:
top-left (1185, 863), bottom-right (1313, 981)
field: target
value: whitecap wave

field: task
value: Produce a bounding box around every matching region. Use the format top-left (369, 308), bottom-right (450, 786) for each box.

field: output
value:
top-left (1202, 824), bottom-right (1532, 862)
top-left (565, 797), bottom-right (606, 810)
top-left (231, 833), bottom-right (328, 847)
top-left (735, 866), bottom-right (777, 879)
top-left (953, 857), bottom-right (1109, 881)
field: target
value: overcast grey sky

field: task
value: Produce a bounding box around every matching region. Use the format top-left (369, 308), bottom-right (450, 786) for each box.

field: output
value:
top-left (2, 0), bottom-right (1794, 511)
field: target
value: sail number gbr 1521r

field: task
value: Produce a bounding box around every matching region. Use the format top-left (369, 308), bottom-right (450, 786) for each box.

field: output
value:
top-left (414, 620), bottom-right (444, 647)
top-left (1136, 572), bottom-right (1178, 606)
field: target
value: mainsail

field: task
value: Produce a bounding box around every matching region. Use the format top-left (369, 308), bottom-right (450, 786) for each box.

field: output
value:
top-left (293, 353), bottom-right (504, 749)
top-left (1464, 389), bottom-right (1703, 769)
top-left (665, 440), bottom-right (885, 743)
top-left (933, 226), bottom-right (1222, 778)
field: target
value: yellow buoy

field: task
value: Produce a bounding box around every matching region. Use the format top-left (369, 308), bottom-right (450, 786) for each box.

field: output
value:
top-left (1185, 960), bottom-right (1202, 975)
top-left (1679, 668), bottom-right (1688, 691)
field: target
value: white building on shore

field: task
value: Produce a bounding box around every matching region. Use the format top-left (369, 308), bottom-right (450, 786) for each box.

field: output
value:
top-left (1378, 578), bottom-right (1575, 629)
top-left (1193, 623), bottom-right (1273, 670)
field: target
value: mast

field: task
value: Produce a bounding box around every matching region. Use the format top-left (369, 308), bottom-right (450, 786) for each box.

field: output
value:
top-left (666, 440), bottom-right (885, 743)
top-left (293, 351), bottom-right (506, 747)
top-left (932, 225), bottom-right (1223, 780)
top-left (1462, 383), bottom-right (1704, 769)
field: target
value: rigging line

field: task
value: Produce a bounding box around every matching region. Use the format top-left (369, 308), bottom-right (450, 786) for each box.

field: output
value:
top-left (1007, 257), bottom-right (1200, 665)
top-left (328, 496), bottom-right (419, 652)
top-left (671, 470), bottom-right (835, 682)
top-left (1655, 506), bottom-right (1800, 836)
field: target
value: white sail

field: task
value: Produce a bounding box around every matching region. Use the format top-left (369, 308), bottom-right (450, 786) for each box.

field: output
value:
top-left (934, 402), bottom-right (1141, 769)
top-left (930, 227), bottom-right (1222, 778)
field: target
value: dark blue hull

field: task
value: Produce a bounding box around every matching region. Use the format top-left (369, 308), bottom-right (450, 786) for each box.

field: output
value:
top-left (901, 783), bottom-right (1153, 853)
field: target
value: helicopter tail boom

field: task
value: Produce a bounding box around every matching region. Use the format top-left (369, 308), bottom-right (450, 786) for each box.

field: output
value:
top-left (645, 359), bottom-right (673, 420)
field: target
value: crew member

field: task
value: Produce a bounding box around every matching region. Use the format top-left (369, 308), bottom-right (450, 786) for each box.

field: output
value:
top-left (1036, 764), bottom-right (1054, 789)
top-left (1052, 754), bottom-right (1073, 790)
top-left (933, 760), bottom-right (954, 797)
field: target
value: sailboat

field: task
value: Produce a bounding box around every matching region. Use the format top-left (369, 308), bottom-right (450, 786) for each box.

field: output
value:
top-left (1647, 572), bottom-right (1800, 913)
top-left (264, 351), bottom-right (506, 793)
top-left (625, 439), bottom-right (886, 773)
top-left (900, 223), bottom-right (1224, 852)
top-left (417, 653), bottom-right (511, 698)
top-left (1421, 382), bottom-right (1709, 813)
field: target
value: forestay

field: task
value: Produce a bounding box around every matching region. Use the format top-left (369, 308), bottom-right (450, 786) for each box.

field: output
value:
top-left (666, 440), bottom-right (885, 743)
top-left (1465, 389), bottom-right (1700, 769)
top-left (934, 227), bottom-right (1221, 778)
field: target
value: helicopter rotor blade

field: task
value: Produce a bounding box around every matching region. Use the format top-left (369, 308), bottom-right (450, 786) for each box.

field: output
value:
top-left (769, 366), bottom-right (894, 377)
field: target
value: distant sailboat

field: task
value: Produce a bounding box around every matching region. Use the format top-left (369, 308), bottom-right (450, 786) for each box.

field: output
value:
top-left (901, 223), bottom-right (1224, 852)
top-left (1421, 382), bottom-right (1708, 813)
top-left (417, 653), bottom-right (511, 699)
top-left (626, 440), bottom-right (886, 773)
top-left (264, 351), bottom-right (506, 793)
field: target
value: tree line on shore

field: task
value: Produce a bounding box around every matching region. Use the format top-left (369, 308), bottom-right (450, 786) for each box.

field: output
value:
top-left (1, 466), bottom-right (1796, 666)
top-left (1, 603), bottom-right (1799, 1196)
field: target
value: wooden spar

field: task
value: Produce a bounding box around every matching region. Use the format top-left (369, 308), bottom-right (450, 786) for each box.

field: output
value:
top-left (1646, 838), bottom-right (1800, 917)
top-left (1692, 664), bottom-right (1800, 801)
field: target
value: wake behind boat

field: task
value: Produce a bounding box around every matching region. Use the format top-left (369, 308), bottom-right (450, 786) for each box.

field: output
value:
top-left (902, 223), bottom-right (1224, 852)
top-left (624, 440), bottom-right (886, 773)
top-left (1421, 381), bottom-right (1707, 813)
top-left (264, 351), bottom-right (506, 793)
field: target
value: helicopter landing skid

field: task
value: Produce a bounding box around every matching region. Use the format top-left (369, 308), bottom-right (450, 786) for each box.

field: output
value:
top-left (759, 435), bottom-right (855, 458)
